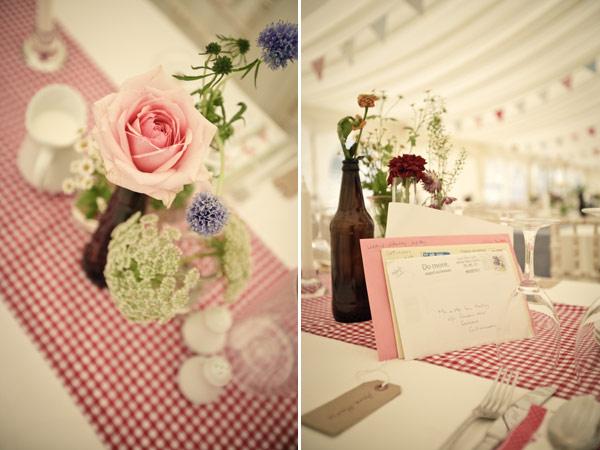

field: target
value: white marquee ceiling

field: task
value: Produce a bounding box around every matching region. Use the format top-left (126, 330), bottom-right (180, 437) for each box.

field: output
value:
top-left (302, 0), bottom-right (600, 167)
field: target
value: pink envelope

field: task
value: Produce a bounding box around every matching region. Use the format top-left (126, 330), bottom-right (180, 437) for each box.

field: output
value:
top-left (360, 234), bottom-right (521, 361)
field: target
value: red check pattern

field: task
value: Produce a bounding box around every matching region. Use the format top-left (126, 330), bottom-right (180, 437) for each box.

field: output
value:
top-left (302, 295), bottom-right (599, 400)
top-left (0, 1), bottom-right (296, 449)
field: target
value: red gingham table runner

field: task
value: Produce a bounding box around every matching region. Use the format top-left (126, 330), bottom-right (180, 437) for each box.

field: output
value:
top-left (0, 1), bottom-right (296, 449)
top-left (302, 295), bottom-right (598, 400)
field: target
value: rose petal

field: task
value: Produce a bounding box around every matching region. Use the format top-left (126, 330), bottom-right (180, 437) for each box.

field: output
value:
top-left (132, 141), bottom-right (183, 172)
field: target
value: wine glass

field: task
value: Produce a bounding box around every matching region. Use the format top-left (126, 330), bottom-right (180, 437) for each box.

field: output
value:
top-left (496, 217), bottom-right (562, 380)
top-left (574, 297), bottom-right (600, 388)
top-left (23, 0), bottom-right (67, 73)
top-left (311, 202), bottom-right (331, 269)
top-left (226, 271), bottom-right (297, 397)
top-left (575, 207), bottom-right (600, 388)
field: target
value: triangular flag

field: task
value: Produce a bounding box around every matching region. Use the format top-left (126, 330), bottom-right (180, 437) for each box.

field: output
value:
top-left (311, 56), bottom-right (325, 80)
top-left (475, 116), bottom-right (482, 128)
top-left (516, 100), bottom-right (526, 113)
top-left (585, 60), bottom-right (597, 73)
top-left (562, 75), bottom-right (572, 90)
top-left (406, 0), bottom-right (424, 14)
top-left (538, 89), bottom-right (548, 102)
top-left (588, 126), bottom-right (596, 137)
top-left (495, 109), bottom-right (504, 121)
top-left (340, 39), bottom-right (355, 65)
top-left (258, 126), bottom-right (268, 142)
top-left (370, 14), bottom-right (388, 42)
top-left (571, 132), bottom-right (579, 141)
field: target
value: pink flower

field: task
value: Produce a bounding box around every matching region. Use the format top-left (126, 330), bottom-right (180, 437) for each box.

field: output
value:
top-left (92, 67), bottom-right (217, 207)
top-left (421, 170), bottom-right (442, 193)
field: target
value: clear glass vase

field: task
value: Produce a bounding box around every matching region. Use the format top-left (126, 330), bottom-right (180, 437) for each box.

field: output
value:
top-left (391, 177), bottom-right (417, 205)
top-left (369, 194), bottom-right (392, 237)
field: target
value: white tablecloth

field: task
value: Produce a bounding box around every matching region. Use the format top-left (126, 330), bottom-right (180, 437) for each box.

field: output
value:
top-left (301, 280), bottom-right (600, 450)
top-left (0, 1), bottom-right (296, 449)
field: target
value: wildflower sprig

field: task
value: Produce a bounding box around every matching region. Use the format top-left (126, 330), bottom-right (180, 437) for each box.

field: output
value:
top-left (62, 132), bottom-right (113, 219)
top-left (411, 93), bottom-right (467, 209)
top-left (337, 94), bottom-right (379, 161)
top-left (360, 92), bottom-right (403, 196)
top-left (174, 22), bottom-right (297, 195)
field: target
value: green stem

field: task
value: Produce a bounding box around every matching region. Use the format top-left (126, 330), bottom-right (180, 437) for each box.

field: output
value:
top-left (182, 251), bottom-right (219, 265)
top-left (199, 272), bottom-right (220, 280)
top-left (215, 134), bottom-right (226, 195)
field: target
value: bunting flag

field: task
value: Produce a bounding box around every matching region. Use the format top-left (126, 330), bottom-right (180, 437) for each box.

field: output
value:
top-left (258, 126), bottom-right (268, 142)
top-left (370, 14), bottom-right (388, 42)
top-left (311, 56), bottom-right (325, 80)
top-left (475, 116), bottom-right (482, 128)
top-left (585, 60), bottom-right (597, 73)
top-left (588, 126), bottom-right (596, 137)
top-left (406, 0), bottom-right (424, 14)
top-left (571, 132), bottom-right (579, 141)
top-left (340, 39), bottom-right (355, 65)
top-left (495, 109), bottom-right (504, 121)
top-left (561, 75), bottom-right (572, 90)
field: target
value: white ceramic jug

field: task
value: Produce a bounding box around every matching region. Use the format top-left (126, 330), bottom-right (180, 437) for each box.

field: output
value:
top-left (18, 84), bottom-right (87, 192)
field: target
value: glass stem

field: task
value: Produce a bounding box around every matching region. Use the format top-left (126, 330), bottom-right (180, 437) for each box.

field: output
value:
top-left (523, 229), bottom-right (536, 283)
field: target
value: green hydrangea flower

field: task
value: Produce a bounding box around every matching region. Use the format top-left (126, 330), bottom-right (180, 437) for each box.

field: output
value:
top-left (105, 212), bottom-right (200, 323)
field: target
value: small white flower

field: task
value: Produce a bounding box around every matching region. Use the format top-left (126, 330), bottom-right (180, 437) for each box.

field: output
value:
top-left (79, 157), bottom-right (95, 176)
top-left (62, 178), bottom-right (75, 195)
top-left (74, 138), bottom-right (88, 154)
top-left (96, 196), bottom-right (107, 213)
top-left (80, 176), bottom-right (94, 190)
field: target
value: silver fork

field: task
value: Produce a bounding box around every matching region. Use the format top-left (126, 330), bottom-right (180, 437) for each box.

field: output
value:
top-left (439, 368), bottom-right (519, 450)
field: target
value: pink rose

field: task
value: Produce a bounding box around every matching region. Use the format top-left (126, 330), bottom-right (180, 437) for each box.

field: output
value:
top-left (93, 66), bottom-right (217, 207)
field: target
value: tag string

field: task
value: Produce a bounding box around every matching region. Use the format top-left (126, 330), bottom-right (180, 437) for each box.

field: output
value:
top-left (355, 363), bottom-right (390, 389)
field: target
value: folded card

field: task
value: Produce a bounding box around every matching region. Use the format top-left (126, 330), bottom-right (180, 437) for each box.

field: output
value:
top-left (360, 234), bottom-right (524, 360)
top-left (382, 249), bottom-right (531, 359)
top-left (386, 203), bottom-right (513, 241)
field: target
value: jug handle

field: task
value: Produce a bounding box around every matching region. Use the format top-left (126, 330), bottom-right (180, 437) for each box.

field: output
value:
top-left (32, 145), bottom-right (54, 190)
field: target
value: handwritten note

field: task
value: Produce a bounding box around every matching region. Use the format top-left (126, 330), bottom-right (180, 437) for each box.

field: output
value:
top-left (381, 250), bottom-right (532, 359)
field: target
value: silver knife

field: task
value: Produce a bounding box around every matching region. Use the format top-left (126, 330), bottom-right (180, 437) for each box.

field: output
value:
top-left (472, 385), bottom-right (557, 450)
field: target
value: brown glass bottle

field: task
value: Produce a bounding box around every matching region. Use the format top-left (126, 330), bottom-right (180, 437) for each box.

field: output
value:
top-left (82, 187), bottom-right (147, 287)
top-left (329, 160), bottom-right (374, 323)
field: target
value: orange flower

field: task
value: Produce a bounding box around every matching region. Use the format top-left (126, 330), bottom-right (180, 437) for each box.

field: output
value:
top-left (352, 114), bottom-right (366, 130)
top-left (357, 94), bottom-right (379, 108)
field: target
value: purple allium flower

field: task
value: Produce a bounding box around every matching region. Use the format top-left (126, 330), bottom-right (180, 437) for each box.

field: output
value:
top-left (186, 192), bottom-right (229, 236)
top-left (257, 21), bottom-right (298, 70)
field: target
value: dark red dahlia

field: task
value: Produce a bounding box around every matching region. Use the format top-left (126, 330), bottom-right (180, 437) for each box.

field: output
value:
top-left (387, 154), bottom-right (427, 185)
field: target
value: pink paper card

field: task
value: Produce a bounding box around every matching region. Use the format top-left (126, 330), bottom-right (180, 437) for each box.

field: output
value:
top-left (360, 234), bottom-right (521, 360)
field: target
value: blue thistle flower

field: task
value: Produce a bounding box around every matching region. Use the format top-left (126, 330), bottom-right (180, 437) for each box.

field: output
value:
top-left (257, 21), bottom-right (298, 70)
top-left (186, 192), bottom-right (229, 236)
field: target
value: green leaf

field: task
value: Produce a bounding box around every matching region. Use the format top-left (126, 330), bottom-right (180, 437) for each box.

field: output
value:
top-left (173, 74), bottom-right (211, 81)
top-left (337, 116), bottom-right (354, 150)
top-left (228, 102), bottom-right (247, 126)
